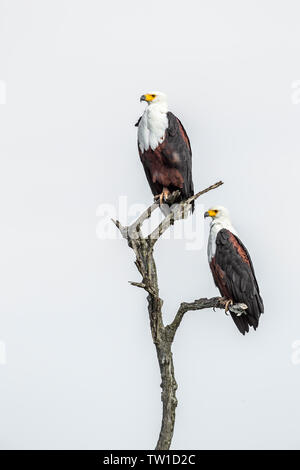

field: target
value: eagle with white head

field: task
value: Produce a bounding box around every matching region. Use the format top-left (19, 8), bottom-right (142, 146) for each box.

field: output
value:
top-left (136, 92), bottom-right (194, 212)
top-left (205, 206), bottom-right (264, 335)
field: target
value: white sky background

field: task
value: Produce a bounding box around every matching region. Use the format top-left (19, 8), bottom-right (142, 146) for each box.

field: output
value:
top-left (0, 0), bottom-right (299, 449)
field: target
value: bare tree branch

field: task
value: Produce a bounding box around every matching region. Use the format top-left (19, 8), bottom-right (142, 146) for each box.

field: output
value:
top-left (148, 181), bottom-right (223, 243)
top-left (166, 297), bottom-right (248, 342)
top-left (113, 180), bottom-right (248, 450)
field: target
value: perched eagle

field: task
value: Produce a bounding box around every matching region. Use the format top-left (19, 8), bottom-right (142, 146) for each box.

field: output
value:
top-left (136, 92), bottom-right (194, 213)
top-left (205, 206), bottom-right (264, 335)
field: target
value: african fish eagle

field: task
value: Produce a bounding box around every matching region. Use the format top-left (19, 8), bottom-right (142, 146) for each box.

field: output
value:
top-left (205, 206), bottom-right (264, 335)
top-left (136, 92), bottom-right (194, 214)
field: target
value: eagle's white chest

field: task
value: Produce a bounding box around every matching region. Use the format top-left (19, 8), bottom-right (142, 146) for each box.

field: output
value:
top-left (208, 223), bottom-right (221, 262)
top-left (138, 105), bottom-right (168, 153)
top-left (208, 220), bottom-right (238, 262)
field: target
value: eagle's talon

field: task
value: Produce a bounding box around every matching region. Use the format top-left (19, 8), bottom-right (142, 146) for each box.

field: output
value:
top-left (224, 299), bottom-right (234, 314)
top-left (163, 187), bottom-right (171, 202)
top-left (155, 188), bottom-right (171, 206)
top-left (154, 193), bottom-right (163, 206)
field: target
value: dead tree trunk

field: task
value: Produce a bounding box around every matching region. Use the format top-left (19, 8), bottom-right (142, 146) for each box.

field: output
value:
top-left (113, 181), bottom-right (247, 450)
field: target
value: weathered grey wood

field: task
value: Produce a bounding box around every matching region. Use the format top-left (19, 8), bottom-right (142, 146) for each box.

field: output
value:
top-left (113, 180), bottom-right (248, 450)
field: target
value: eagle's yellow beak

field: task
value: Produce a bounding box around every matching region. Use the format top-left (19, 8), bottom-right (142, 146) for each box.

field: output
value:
top-left (204, 209), bottom-right (218, 218)
top-left (140, 94), bottom-right (156, 102)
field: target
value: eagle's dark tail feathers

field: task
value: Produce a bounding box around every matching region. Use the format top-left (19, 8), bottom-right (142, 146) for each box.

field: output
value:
top-left (230, 295), bottom-right (264, 335)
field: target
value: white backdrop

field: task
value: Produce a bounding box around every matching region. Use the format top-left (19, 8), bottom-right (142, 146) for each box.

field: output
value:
top-left (0, 0), bottom-right (299, 449)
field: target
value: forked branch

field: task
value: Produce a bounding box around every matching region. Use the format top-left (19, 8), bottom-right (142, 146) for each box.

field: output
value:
top-left (113, 180), bottom-right (248, 450)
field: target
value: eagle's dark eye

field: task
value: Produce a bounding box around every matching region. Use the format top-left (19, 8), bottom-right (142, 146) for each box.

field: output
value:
top-left (151, 94), bottom-right (156, 98)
